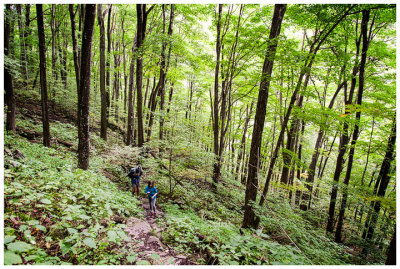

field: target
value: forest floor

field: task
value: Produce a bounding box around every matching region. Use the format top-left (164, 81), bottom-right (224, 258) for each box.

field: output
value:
top-left (122, 197), bottom-right (192, 265)
top-left (5, 92), bottom-right (194, 265)
top-left (5, 91), bottom-right (385, 265)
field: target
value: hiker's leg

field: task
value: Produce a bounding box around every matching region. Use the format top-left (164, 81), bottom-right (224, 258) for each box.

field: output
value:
top-left (151, 198), bottom-right (156, 213)
top-left (137, 186), bottom-right (140, 196)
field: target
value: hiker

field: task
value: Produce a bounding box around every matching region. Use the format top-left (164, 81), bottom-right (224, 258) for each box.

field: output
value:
top-left (127, 167), bottom-right (141, 197)
top-left (145, 180), bottom-right (158, 217)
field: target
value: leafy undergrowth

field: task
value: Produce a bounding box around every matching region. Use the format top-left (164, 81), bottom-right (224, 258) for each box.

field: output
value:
top-left (4, 126), bottom-right (142, 265)
top-left (138, 138), bottom-right (368, 265)
top-left (4, 92), bottom-right (376, 265)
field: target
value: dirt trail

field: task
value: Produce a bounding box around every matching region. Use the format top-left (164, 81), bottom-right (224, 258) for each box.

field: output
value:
top-left (122, 197), bottom-right (192, 265)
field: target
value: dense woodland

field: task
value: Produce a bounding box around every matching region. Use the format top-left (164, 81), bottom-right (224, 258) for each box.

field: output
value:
top-left (4, 3), bottom-right (396, 265)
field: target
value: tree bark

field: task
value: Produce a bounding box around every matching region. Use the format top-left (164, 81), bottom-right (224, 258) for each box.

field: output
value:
top-left (51, 5), bottom-right (57, 100)
top-left (136, 4), bottom-right (151, 146)
top-left (242, 4), bottom-right (286, 229)
top-left (16, 4), bottom-right (29, 88)
top-left (385, 228), bottom-right (396, 265)
top-left (335, 9), bottom-right (370, 242)
top-left (106, 4), bottom-right (113, 112)
top-left (212, 4), bottom-right (223, 188)
top-left (97, 4), bottom-right (108, 141)
top-left (36, 4), bottom-right (51, 147)
top-left (126, 34), bottom-right (137, 145)
top-left (326, 15), bottom-right (363, 234)
top-left (69, 4), bottom-right (80, 125)
top-left (235, 102), bottom-right (254, 182)
top-left (364, 119), bottom-right (396, 242)
top-left (77, 4), bottom-right (96, 170)
top-left (160, 4), bottom-right (175, 142)
top-left (5, 4), bottom-right (16, 133)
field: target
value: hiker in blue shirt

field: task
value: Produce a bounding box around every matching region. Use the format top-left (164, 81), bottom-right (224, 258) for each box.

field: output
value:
top-left (145, 180), bottom-right (158, 217)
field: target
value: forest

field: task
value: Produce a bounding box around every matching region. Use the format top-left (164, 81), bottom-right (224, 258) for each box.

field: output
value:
top-left (3, 3), bottom-right (396, 265)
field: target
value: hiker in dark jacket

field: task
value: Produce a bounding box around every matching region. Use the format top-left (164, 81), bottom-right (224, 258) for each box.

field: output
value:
top-left (128, 166), bottom-right (143, 197)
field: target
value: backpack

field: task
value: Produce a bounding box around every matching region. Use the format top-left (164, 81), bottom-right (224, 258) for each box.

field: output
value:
top-left (128, 168), bottom-right (136, 178)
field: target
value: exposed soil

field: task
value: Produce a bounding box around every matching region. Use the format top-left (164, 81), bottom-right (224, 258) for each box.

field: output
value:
top-left (121, 197), bottom-right (193, 265)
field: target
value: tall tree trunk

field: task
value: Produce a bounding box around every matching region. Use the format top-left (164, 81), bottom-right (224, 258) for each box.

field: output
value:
top-left (335, 9), bottom-right (370, 242)
top-left (126, 34), bottom-right (137, 145)
top-left (106, 4), bottom-right (113, 112)
top-left (5, 4), bottom-right (16, 133)
top-left (326, 16), bottom-right (362, 234)
top-left (51, 4), bottom-right (57, 99)
top-left (69, 4), bottom-right (80, 125)
top-left (235, 102), bottom-right (254, 182)
top-left (385, 228), bottom-right (396, 265)
top-left (136, 4), bottom-right (152, 146)
top-left (160, 4), bottom-right (175, 142)
top-left (242, 4), bottom-right (286, 229)
top-left (258, 5), bottom-right (354, 230)
top-left (36, 4), bottom-right (51, 147)
top-left (98, 4), bottom-right (108, 141)
top-left (16, 4), bottom-right (29, 88)
top-left (78, 4), bottom-right (96, 170)
top-left (24, 4), bottom-right (31, 65)
top-left (212, 4), bottom-right (223, 188)
top-left (364, 119), bottom-right (396, 242)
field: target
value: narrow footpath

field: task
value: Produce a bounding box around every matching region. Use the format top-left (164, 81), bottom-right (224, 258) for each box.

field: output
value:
top-left (122, 197), bottom-right (192, 265)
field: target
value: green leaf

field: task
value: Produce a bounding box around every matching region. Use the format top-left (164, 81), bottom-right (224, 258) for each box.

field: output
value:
top-left (136, 260), bottom-right (151, 265)
top-left (127, 255), bottom-right (137, 263)
top-left (40, 198), bottom-right (52, 205)
top-left (59, 242), bottom-right (72, 256)
top-left (7, 241), bottom-right (34, 253)
top-left (117, 230), bottom-right (130, 241)
top-left (35, 225), bottom-right (47, 232)
top-left (27, 220), bottom-right (40, 225)
top-left (67, 228), bottom-right (78, 234)
top-left (4, 251), bottom-right (23, 265)
top-left (107, 230), bottom-right (118, 242)
top-left (4, 235), bottom-right (16, 244)
top-left (83, 238), bottom-right (96, 249)
top-left (150, 253), bottom-right (160, 261)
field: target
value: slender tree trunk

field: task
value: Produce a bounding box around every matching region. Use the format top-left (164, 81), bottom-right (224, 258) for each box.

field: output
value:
top-left (5, 4), bottom-right (16, 133)
top-left (36, 4), bottom-right (51, 147)
top-left (385, 228), bottom-right (396, 265)
top-left (136, 4), bottom-right (151, 146)
top-left (235, 102), bottom-right (254, 182)
top-left (106, 4), bottom-right (113, 112)
top-left (69, 4), bottom-right (80, 125)
top-left (126, 34), bottom-right (137, 145)
top-left (364, 119), bottom-right (396, 242)
top-left (212, 4), bottom-right (223, 188)
top-left (242, 4), bottom-right (286, 229)
top-left (16, 4), bottom-right (29, 88)
top-left (24, 4), bottom-right (31, 65)
top-left (77, 4), bottom-right (96, 170)
top-left (98, 4), bottom-right (108, 141)
top-left (160, 4), bottom-right (175, 142)
top-left (327, 18), bottom-right (363, 234)
top-left (51, 5), bottom-right (57, 99)
top-left (335, 9), bottom-right (370, 242)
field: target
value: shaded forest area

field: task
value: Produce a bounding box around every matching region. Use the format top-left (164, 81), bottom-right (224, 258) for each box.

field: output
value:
top-left (4, 4), bottom-right (396, 265)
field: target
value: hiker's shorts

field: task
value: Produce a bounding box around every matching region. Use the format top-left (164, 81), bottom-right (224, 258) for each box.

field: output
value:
top-left (131, 179), bottom-right (140, 188)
